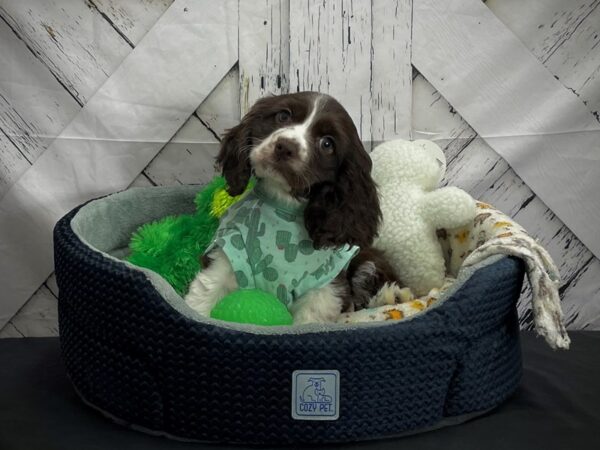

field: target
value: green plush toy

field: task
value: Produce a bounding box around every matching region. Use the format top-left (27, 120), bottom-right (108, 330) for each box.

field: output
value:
top-left (127, 176), bottom-right (253, 296)
top-left (127, 176), bottom-right (292, 326)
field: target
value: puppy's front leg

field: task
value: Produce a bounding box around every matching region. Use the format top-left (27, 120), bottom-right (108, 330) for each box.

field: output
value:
top-left (184, 249), bottom-right (238, 317)
top-left (290, 283), bottom-right (346, 325)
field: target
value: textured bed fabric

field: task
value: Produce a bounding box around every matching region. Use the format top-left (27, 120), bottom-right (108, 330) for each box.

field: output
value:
top-left (53, 187), bottom-right (527, 444)
top-left (70, 185), bottom-right (199, 258)
top-left (1, 333), bottom-right (599, 450)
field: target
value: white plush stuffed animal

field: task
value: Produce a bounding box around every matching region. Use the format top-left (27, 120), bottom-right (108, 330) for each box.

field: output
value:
top-left (371, 139), bottom-right (476, 296)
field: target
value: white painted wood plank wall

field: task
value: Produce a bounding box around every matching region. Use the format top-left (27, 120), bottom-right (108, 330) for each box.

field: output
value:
top-left (1, 0), bottom-right (598, 337)
top-left (412, 0), bottom-right (600, 328)
top-left (3, 0), bottom-right (237, 334)
top-left (371, 0), bottom-right (412, 143)
top-left (239, 0), bottom-right (290, 115)
top-left (289, 0), bottom-right (374, 141)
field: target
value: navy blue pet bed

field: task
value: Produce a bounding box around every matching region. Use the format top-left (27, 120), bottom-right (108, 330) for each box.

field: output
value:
top-left (53, 186), bottom-right (525, 445)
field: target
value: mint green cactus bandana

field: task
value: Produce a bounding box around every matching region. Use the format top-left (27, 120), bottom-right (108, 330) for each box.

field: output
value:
top-left (206, 181), bottom-right (359, 306)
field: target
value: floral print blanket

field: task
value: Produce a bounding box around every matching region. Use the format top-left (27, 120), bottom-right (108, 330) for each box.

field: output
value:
top-left (337, 202), bottom-right (570, 350)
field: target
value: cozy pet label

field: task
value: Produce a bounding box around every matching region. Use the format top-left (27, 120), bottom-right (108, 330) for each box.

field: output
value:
top-left (291, 370), bottom-right (340, 420)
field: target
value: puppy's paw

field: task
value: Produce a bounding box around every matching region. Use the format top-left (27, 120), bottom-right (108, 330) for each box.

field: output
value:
top-left (395, 287), bottom-right (415, 304)
top-left (368, 283), bottom-right (414, 308)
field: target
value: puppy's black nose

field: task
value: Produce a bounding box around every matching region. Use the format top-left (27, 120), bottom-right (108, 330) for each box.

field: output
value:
top-left (274, 138), bottom-right (298, 161)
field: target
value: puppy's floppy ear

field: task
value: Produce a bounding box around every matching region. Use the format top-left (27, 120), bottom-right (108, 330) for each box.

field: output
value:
top-left (304, 135), bottom-right (381, 249)
top-left (216, 98), bottom-right (270, 196)
top-left (217, 119), bottom-right (253, 196)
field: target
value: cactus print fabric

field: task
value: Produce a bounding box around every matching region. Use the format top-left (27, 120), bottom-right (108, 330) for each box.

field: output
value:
top-left (206, 181), bottom-right (359, 306)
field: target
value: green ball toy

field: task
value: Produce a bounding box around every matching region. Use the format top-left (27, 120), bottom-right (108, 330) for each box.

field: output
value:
top-left (210, 289), bottom-right (293, 326)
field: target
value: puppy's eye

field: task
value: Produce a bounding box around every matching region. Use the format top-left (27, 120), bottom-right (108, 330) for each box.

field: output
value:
top-left (276, 109), bottom-right (292, 123)
top-left (319, 136), bottom-right (335, 153)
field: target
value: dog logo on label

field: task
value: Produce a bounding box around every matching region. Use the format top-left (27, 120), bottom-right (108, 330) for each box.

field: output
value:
top-left (292, 370), bottom-right (339, 420)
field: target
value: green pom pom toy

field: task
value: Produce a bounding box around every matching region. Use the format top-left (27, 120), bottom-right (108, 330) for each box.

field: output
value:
top-left (210, 289), bottom-right (293, 326)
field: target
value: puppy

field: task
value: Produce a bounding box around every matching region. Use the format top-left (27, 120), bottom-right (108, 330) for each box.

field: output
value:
top-left (185, 91), bottom-right (401, 324)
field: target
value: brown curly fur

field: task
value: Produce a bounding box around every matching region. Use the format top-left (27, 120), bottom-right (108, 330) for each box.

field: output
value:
top-left (303, 144), bottom-right (381, 249)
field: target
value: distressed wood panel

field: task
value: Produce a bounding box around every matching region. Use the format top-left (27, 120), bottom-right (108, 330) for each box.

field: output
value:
top-left (143, 114), bottom-right (219, 186)
top-left (0, 0), bottom-right (235, 326)
top-left (196, 64), bottom-right (241, 138)
top-left (415, 2), bottom-right (600, 268)
top-left (413, 0), bottom-right (600, 260)
top-left (90, 0), bottom-right (174, 46)
top-left (485, 0), bottom-right (598, 63)
top-left (0, 16), bottom-right (78, 161)
top-left (18, 64), bottom-right (239, 333)
top-left (239, 0), bottom-right (290, 115)
top-left (415, 78), bottom-right (598, 326)
top-left (0, 134), bottom-right (28, 199)
top-left (488, 0), bottom-right (600, 119)
top-left (44, 273), bottom-right (59, 298)
top-left (413, 0), bottom-right (600, 329)
top-left (560, 258), bottom-right (600, 329)
top-left (289, 0), bottom-right (372, 140)
top-left (1, 0), bottom-right (180, 199)
top-left (0, 0), bottom-right (238, 330)
top-left (88, 1), bottom-right (239, 189)
top-left (85, 0), bottom-right (237, 186)
top-left (0, 0), bottom-right (180, 325)
top-left (488, 1), bottom-right (600, 284)
top-left (0, 14), bottom-right (79, 188)
top-left (140, 64), bottom-right (240, 187)
top-left (423, 0), bottom-right (600, 264)
top-left (3, 0), bottom-right (598, 334)
top-left (86, 4), bottom-right (240, 189)
top-left (412, 72), bottom-right (477, 154)
top-left (370, 0), bottom-right (412, 142)
top-left (0, 322), bottom-right (24, 338)
top-left (439, 136), bottom-right (596, 328)
top-left (129, 172), bottom-right (156, 188)
top-left (0, 0), bottom-right (132, 106)
top-left (0, 0), bottom-right (231, 190)
top-left (18, 129), bottom-right (220, 337)
top-left (479, 169), bottom-right (593, 284)
top-left (0, 285), bottom-right (58, 338)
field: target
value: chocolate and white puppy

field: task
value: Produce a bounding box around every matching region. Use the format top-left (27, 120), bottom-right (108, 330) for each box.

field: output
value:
top-left (185, 92), bottom-right (401, 324)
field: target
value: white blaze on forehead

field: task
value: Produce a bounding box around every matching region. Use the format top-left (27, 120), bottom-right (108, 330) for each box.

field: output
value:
top-left (249, 95), bottom-right (322, 172)
top-left (275, 95), bottom-right (321, 161)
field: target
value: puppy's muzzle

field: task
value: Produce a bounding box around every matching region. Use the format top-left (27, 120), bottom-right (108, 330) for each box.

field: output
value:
top-left (273, 137), bottom-right (299, 162)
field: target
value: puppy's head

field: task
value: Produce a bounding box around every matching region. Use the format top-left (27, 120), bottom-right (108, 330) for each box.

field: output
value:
top-left (217, 92), bottom-right (380, 249)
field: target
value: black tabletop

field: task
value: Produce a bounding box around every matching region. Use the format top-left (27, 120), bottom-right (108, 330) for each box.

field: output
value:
top-left (1, 332), bottom-right (599, 450)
